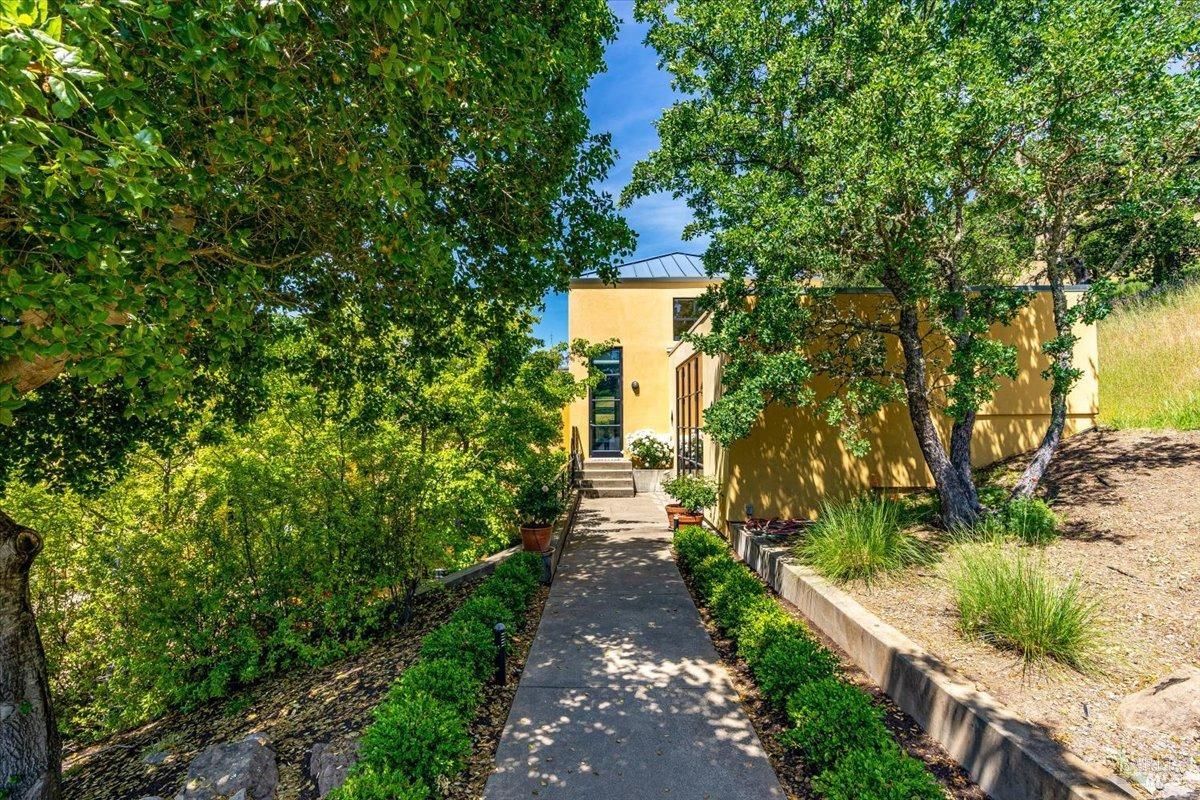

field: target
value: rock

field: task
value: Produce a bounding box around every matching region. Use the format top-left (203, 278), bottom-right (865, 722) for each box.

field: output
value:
top-left (174, 733), bottom-right (278, 800)
top-left (1117, 667), bottom-right (1200, 733)
top-left (1159, 783), bottom-right (1199, 799)
top-left (143, 750), bottom-right (169, 766)
top-left (309, 738), bottom-right (360, 798)
top-left (1132, 773), bottom-right (1158, 794)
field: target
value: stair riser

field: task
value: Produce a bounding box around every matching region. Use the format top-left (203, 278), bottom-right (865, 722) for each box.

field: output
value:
top-left (581, 479), bottom-right (635, 489)
top-left (581, 488), bottom-right (636, 498)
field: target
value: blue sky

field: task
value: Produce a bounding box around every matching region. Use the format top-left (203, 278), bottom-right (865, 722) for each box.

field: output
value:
top-left (532, 1), bottom-right (706, 347)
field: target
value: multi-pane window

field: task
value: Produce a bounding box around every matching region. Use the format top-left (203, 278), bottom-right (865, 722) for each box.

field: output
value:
top-left (675, 353), bottom-right (703, 475)
top-left (673, 297), bottom-right (701, 340)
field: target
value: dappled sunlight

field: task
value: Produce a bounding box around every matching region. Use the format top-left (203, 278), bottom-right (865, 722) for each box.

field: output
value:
top-left (484, 494), bottom-right (784, 798)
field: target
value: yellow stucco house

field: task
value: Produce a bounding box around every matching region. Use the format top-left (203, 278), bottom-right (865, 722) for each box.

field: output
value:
top-left (565, 253), bottom-right (1099, 527)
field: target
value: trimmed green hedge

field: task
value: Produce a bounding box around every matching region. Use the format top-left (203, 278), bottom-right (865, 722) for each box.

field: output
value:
top-left (330, 551), bottom-right (544, 800)
top-left (673, 526), bottom-right (943, 800)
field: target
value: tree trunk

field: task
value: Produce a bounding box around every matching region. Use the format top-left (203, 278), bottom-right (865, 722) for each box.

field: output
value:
top-left (0, 510), bottom-right (61, 800)
top-left (1011, 270), bottom-right (1072, 498)
top-left (890, 297), bottom-right (982, 529)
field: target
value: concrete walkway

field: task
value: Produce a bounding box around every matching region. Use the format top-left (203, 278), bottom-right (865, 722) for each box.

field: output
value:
top-left (483, 494), bottom-right (784, 799)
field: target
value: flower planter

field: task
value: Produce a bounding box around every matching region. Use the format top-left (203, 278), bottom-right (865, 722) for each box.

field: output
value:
top-left (665, 503), bottom-right (686, 527)
top-left (673, 512), bottom-right (704, 529)
top-left (633, 468), bottom-right (671, 494)
top-left (520, 524), bottom-right (553, 553)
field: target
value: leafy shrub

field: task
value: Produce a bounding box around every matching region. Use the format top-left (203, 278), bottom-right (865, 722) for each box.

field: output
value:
top-left (949, 544), bottom-right (1102, 671)
top-left (394, 659), bottom-right (482, 722)
top-left (1000, 497), bottom-right (1059, 545)
top-left (691, 553), bottom-right (743, 597)
top-left (710, 568), bottom-right (768, 633)
top-left (625, 429), bottom-right (673, 469)
top-left (673, 525), bottom-right (726, 568)
top-left (736, 603), bottom-right (807, 663)
top-left (452, 594), bottom-right (516, 632)
top-left (357, 691), bottom-right (471, 790)
top-left (662, 474), bottom-right (719, 513)
top-left (515, 450), bottom-right (567, 526)
top-left (672, 519), bottom-right (940, 795)
top-left (751, 632), bottom-right (839, 707)
top-left (812, 742), bottom-right (944, 800)
top-left (798, 495), bottom-right (928, 584)
top-left (493, 552), bottom-right (542, 589)
top-left (330, 764), bottom-right (429, 800)
top-left (477, 575), bottom-right (535, 617)
top-left (419, 619), bottom-right (498, 681)
top-left (782, 678), bottom-right (889, 772)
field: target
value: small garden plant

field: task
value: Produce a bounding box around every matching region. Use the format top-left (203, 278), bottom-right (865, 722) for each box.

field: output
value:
top-left (625, 429), bottom-right (673, 469)
top-left (948, 542), bottom-right (1103, 672)
top-left (798, 495), bottom-right (929, 585)
top-left (662, 474), bottom-right (719, 513)
top-left (329, 552), bottom-right (544, 799)
top-left (673, 525), bottom-right (943, 800)
top-left (515, 451), bottom-right (568, 527)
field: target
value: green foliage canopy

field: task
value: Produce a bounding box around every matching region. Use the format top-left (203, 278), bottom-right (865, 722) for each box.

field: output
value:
top-left (0, 0), bottom-right (633, 479)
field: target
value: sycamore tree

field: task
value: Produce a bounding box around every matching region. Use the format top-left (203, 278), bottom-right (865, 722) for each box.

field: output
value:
top-left (626, 0), bottom-right (1037, 529)
top-left (0, 1), bottom-right (633, 796)
top-left (1002, 0), bottom-right (1199, 497)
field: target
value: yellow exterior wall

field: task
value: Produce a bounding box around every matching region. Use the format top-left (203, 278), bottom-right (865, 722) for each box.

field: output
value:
top-left (568, 279), bottom-right (1099, 526)
top-left (566, 278), bottom-right (715, 454)
top-left (665, 290), bottom-right (1099, 525)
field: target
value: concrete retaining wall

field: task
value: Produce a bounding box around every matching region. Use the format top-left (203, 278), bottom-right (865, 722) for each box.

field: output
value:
top-left (731, 528), bottom-right (1137, 800)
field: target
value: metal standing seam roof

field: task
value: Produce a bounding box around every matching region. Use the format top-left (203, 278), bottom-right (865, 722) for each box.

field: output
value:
top-left (578, 252), bottom-right (712, 281)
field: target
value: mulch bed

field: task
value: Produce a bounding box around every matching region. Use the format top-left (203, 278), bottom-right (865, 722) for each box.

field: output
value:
top-left (679, 562), bottom-right (988, 800)
top-left (62, 576), bottom-right (552, 800)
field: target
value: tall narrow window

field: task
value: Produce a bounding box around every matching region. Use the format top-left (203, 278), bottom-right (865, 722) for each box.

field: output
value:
top-left (673, 297), bottom-right (700, 340)
top-left (675, 353), bottom-right (703, 475)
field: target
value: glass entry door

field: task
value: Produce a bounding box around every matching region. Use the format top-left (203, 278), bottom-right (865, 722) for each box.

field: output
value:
top-left (589, 347), bottom-right (623, 457)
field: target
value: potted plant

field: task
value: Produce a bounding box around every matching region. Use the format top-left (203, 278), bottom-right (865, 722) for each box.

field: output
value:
top-left (625, 429), bottom-right (673, 493)
top-left (662, 474), bottom-right (719, 529)
top-left (516, 452), bottom-right (567, 552)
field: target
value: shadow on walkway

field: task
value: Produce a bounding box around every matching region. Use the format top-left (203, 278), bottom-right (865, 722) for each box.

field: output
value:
top-left (483, 494), bottom-right (784, 800)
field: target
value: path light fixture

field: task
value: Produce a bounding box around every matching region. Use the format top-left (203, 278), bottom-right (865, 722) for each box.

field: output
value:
top-left (494, 622), bottom-right (507, 685)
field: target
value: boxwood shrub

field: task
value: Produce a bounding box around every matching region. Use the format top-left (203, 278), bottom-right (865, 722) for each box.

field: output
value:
top-left (358, 690), bottom-right (472, 788)
top-left (750, 632), bottom-right (838, 707)
top-left (812, 742), bottom-right (945, 800)
top-left (394, 658), bottom-right (482, 721)
top-left (782, 677), bottom-right (889, 771)
top-left (329, 551), bottom-right (543, 800)
top-left (671, 525), bottom-right (943, 800)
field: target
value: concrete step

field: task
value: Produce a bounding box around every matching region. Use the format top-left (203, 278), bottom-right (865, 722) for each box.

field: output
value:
top-left (580, 487), bottom-right (637, 498)
top-left (583, 458), bottom-right (632, 471)
top-left (580, 477), bottom-right (635, 489)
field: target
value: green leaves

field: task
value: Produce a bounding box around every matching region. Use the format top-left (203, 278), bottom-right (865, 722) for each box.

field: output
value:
top-left (1, 0), bottom-right (632, 489)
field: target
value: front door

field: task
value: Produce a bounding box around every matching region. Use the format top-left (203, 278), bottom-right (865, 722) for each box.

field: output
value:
top-left (589, 347), bottom-right (623, 457)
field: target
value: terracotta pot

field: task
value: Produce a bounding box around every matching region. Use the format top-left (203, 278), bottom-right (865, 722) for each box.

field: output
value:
top-left (520, 524), bottom-right (553, 553)
top-left (674, 512), bottom-right (704, 529)
top-left (665, 504), bottom-right (685, 527)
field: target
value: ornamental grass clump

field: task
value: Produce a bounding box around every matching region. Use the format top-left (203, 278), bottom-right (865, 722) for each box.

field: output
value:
top-left (798, 496), bottom-right (928, 584)
top-left (1000, 497), bottom-right (1060, 545)
top-left (949, 543), bottom-right (1103, 671)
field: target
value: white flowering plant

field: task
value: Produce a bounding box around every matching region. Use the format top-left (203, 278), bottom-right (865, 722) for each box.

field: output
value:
top-left (625, 429), bottom-right (673, 469)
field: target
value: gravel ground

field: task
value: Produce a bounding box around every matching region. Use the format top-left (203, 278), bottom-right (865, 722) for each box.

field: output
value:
top-left (853, 428), bottom-right (1200, 796)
